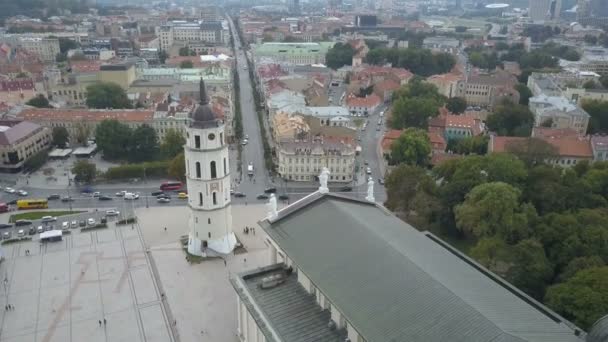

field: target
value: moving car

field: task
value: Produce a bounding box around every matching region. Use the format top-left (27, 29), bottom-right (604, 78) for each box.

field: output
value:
top-left (241, 139), bottom-right (248, 145)
top-left (41, 216), bottom-right (57, 222)
top-left (264, 187), bottom-right (277, 194)
top-left (61, 196), bottom-right (74, 202)
top-left (157, 197), bottom-right (171, 203)
top-left (98, 195), bottom-right (113, 201)
top-left (378, 178), bottom-right (385, 185)
top-left (61, 222), bottom-right (69, 229)
top-left (17, 190), bottom-right (28, 196)
top-left (0, 223), bottom-right (12, 229)
top-left (257, 194), bottom-right (269, 200)
top-left (79, 220), bottom-right (86, 227)
top-left (4, 187), bottom-right (15, 194)
top-left (366, 167), bottom-right (372, 175)
top-left (278, 194), bottom-right (289, 200)
top-left (28, 227), bottom-right (36, 235)
top-left (124, 192), bottom-right (140, 200)
top-left (37, 226), bottom-right (44, 233)
top-left (15, 220), bottom-right (32, 226)
top-left (106, 209), bottom-right (120, 216)
top-left (247, 163), bottom-right (254, 176)
top-left (116, 191), bottom-right (127, 197)
top-left (157, 194), bottom-right (170, 200)
top-left (151, 191), bottom-right (164, 196)
top-left (93, 192), bottom-right (101, 197)
top-left (87, 218), bottom-right (96, 226)
top-left (178, 192), bottom-right (188, 199)
top-left (234, 192), bottom-right (246, 198)
top-left (47, 194), bottom-right (60, 200)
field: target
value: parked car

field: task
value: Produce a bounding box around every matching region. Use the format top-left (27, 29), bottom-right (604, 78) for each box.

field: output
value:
top-left (151, 190), bottom-right (165, 196)
top-left (17, 190), bottom-right (28, 196)
top-left (234, 192), bottom-right (246, 198)
top-left (37, 226), bottom-right (44, 233)
top-left (15, 220), bottom-right (32, 226)
top-left (100, 217), bottom-right (107, 224)
top-left (257, 194), bottom-right (269, 200)
top-left (93, 191), bottom-right (101, 197)
top-left (47, 194), bottom-right (60, 200)
top-left (41, 216), bottom-right (57, 222)
top-left (71, 221), bottom-right (78, 229)
top-left (116, 191), bottom-right (127, 197)
top-left (3, 231), bottom-right (11, 239)
top-left (124, 192), bottom-right (140, 200)
top-left (366, 167), bottom-right (372, 175)
top-left (4, 187), bottom-right (15, 194)
top-left (278, 194), bottom-right (289, 200)
top-left (157, 197), bottom-right (171, 203)
top-left (79, 220), bottom-right (86, 227)
top-left (17, 229), bottom-right (25, 237)
top-left (98, 195), bottom-right (113, 201)
top-left (28, 227), bottom-right (36, 235)
top-left (378, 178), bottom-right (385, 185)
top-left (241, 139), bottom-right (248, 145)
top-left (264, 187), bottom-right (277, 194)
top-left (106, 210), bottom-right (119, 216)
top-left (61, 196), bottom-right (74, 202)
top-left (61, 222), bottom-right (69, 229)
top-left (45, 225), bottom-right (53, 231)
top-left (87, 218), bottom-right (96, 226)
top-left (0, 223), bottom-right (12, 229)
top-left (157, 194), bottom-right (170, 200)
top-left (178, 192), bottom-right (188, 199)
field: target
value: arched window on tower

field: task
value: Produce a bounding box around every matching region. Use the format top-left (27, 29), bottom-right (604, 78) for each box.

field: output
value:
top-left (199, 193), bottom-right (203, 206)
top-left (212, 192), bottom-right (217, 205)
top-left (220, 133), bottom-right (224, 146)
top-left (223, 158), bottom-right (227, 175)
top-left (210, 161), bottom-right (217, 179)
top-left (195, 162), bottom-right (201, 178)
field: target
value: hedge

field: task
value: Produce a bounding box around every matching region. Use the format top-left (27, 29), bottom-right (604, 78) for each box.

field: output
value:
top-left (116, 217), bottom-right (137, 225)
top-left (104, 160), bottom-right (170, 180)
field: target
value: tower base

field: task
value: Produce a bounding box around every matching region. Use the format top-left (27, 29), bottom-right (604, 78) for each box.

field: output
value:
top-left (187, 232), bottom-right (237, 257)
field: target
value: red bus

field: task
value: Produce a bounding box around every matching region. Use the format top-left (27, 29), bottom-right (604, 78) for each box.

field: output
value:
top-left (0, 203), bottom-right (7, 213)
top-left (160, 181), bottom-right (183, 191)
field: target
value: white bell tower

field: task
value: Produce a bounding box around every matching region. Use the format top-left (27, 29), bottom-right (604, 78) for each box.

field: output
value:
top-left (185, 79), bottom-right (236, 256)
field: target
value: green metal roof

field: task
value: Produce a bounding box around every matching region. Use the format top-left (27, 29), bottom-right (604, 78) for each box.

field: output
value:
top-left (259, 193), bottom-right (585, 342)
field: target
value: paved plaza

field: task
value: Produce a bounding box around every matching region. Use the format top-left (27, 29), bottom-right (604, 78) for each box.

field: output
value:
top-left (0, 219), bottom-right (174, 342)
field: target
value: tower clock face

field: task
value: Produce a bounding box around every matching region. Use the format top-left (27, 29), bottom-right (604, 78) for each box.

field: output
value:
top-left (208, 133), bottom-right (216, 140)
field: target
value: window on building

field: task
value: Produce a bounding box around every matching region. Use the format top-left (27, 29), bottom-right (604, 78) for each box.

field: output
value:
top-left (199, 193), bottom-right (203, 206)
top-left (196, 162), bottom-right (201, 178)
top-left (220, 132), bottom-right (223, 145)
top-left (194, 135), bottom-right (200, 148)
top-left (210, 161), bottom-right (217, 178)
top-left (212, 192), bottom-right (217, 205)
top-left (223, 158), bottom-right (227, 175)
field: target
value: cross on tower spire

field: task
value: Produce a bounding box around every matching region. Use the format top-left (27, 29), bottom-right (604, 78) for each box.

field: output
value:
top-left (199, 77), bottom-right (208, 105)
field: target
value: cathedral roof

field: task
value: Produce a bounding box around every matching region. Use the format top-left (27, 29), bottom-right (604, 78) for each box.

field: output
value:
top-left (190, 78), bottom-right (219, 129)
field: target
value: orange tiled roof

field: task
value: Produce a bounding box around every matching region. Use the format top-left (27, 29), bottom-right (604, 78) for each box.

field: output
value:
top-left (490, 135), bottom-right (593, 158)
top-left (346, 93), bottom-right (381, 108)
top-left (374, 79), bottom-right (400, 92)
top-left (18, 108), bottom-right (154, 122)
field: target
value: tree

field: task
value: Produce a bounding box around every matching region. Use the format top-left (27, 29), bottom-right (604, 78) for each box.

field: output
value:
top-left (581, 100), bottom-right (608, 134)
top-left (505, 137), bottom-right (558, 167)
top-left (178, 47), bottom-right (191, 56)
top-left (180, 60), bottom-right (193, 68)
top-left (23, 150), bottom-right (48, 172)
top-left (451, 135), bottom-right (488, 155)
top-left (600, 75), bottom-right (608, 89)
top-left (389, 128), bottom-right (431, 166)
top-left (74, 121), bottom-right (91, 145)
top-left (391, 97), bottom-right (441, 129)
top-left (52, 127), bottom-right (69, 148)
top-left (325, 43), bottom-right (354, 70)
top-left (168, 151), bottom-right (186, 182)
top-left (56, 52), bottom-right (67, 62)
top-left (446, 97), bottom-right (467, 114)
top-left (128, 124), bottom-right (159, 162)
top-left (558, 256), bottom-right (605, 281)
top-left (455, 182), bottom-right (532, 243)
top-left (583, 80), bottom-right (599, 89)
top-left (506, 239), bottom-right (553, 299)
top-left (158, 50), bottom-right (169, 64)
top-left (486, 100), bottom-right (535, 136)
top-left (86, 82), bottom-right (132, 109)
top-left (470, 237), bottom-right (512, 275)
top-left (160, 129), bottom-right (186, 159)
top-left (514, 83), bottom-right (533, 105)
top-left (545, 267), bottom-right (608, 330)
top-left (95, 119), bottom-right (132, 160)
top-left (58, 38), bottom-right (79, 53)
top-left (71, 160), bottom-right (96, 183)
top-left (26, 94), bottom-right (51, 108)
top-left (584, 34), bottom-right (598, 45)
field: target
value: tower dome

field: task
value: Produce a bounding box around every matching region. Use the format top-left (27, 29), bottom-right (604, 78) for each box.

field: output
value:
top-left (190, 78), bottom-right (218, 128)
top-left (587, 315), bottom-right (608, 342)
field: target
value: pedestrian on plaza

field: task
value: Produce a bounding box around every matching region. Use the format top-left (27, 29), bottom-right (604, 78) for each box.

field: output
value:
top-left (252, 227), bottom-right (255, 235)
top-left (103, 318), bottom-right (107, 325)
top-left (164, 227), bottom-right (167, 232)
top-left (98, 320), bottom-right (102, 327)
top-left (223, 259), bottom-right (227, 266)
top-left (244, 258), bottom-right (247, 263)
top-left (4, 305), bottom-right (7, 311)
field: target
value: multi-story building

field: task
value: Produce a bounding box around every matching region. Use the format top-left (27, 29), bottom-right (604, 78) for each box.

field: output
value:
top-left (529, 94), bottom-right (590, 134)
top-left (422, 36), bottom-right (461, 54)
top-left (457, 70), bottom-right (520, 108)
top-left (277, 137), bottom-right (356, 182)
top-left (591, 135), bottom-right (608, 161)
top-left (345, 93), bottom-right (382, 116)
top-left (17, 37), bottom-right (59, 63)
top-left (577, 0), bottom-right (608, 28)
top-left (159, 20), bottom-right (228, 51)
top-left (529, 0), bottom-right (561, 22)
top-left (232, 190), bottom-right (589, 342)
top-left (561, 47), bottom-right (608, 76)
top-left (0, 121), bottom-right (51, 172)
top-left (98, 62), bottom-right (138, 90)
top-left (252, 42), bottom-right (335, 65)
top-left (527, 71), bottom-right (608, 103)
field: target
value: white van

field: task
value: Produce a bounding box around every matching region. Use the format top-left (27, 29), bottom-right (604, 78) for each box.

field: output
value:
top-left (247, 163), bottom-right (254, 176)
top-left (124, 192), bottom-right (140, 200)
top-left (17, 229), bottom-right (25, 237)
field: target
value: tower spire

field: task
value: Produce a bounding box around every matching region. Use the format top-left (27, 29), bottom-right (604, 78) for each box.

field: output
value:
top-left (199, 77), bottom-right (208, 105)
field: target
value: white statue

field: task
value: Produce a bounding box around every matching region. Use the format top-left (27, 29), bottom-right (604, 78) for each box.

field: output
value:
top-left (268, 194), bottom-right (278, 219)
top-left (366, 177), bottom-right (375, 202)
top-left (318, 167), bottom-right (330, 194)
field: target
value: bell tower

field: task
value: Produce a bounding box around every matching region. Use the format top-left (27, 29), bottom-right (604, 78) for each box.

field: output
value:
top-left (184, 78), bottom-right (236, 256)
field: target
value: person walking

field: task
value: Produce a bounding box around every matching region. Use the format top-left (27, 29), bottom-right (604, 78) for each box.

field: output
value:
top-left (99, 320), bottom-right (102, 327)
top-left (103, 318), bottom-right (107, 326)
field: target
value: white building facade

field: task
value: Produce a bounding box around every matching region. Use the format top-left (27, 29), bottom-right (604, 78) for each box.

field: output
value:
top-left (185, 79), bottom-right (236, 256)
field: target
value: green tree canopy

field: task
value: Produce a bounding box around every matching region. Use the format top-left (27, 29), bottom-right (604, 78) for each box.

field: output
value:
top-left (504, 137), bottom-right (558, 167)
top-left (58, 38), bottom-right (79, 53)
top-left (52, 126), bottom-right (69, 148)
top-left (446, 97), bottom-right (467, 114)
top-left (168, 151), bottom-right (186, 182)
top-left (545, 267), bottom-right (608, 330)
top-left (558, 256), bottom-right (605, 281)
top-left (455, 182), bottom-right (533, 242)
top-left (486, 100), bottom-right (535, 136)
top-left (365, 47), bottom-right (455, 76)
top-left (506, 239), bottom-right (554, 299)
top-left (390, 80), bottom-right (445, 129)
top-left (514, 83), bottom-right (533, 105)
top-left (26, 94), bottom-right (51, 108)
top-left (71, 160), bottom-right (96, 183)
top-left (160, 129), bottom-right (186, 159)
top-left (86, 82), bottom-right (132, 109)
top-left (450, 135), bottom-right (488, 155)
top-left (180, 60), bottom-right (193, 68)
top-left (95, 119), bottom-right (132, 160)
top-left (325, 42), bottom-right (354, 70)
top-left (128, 124), bottom-right (159, 163)
top-left (581, 99), bottom-right (608, 134)
top-left (389, 128), bottom-right (431, 166)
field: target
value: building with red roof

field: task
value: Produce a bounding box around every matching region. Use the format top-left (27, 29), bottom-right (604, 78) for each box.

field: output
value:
top-left (345, 93), bottom-right (382, 116)
top-left (488, 135), bottom-right (593, 167)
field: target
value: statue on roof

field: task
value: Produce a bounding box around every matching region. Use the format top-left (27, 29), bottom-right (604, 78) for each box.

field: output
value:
top-left (267, 194), bottom-right (278, 219)
top-left (366, 177), bottom-right (375, 202)
top-left (319, 167), bottom-right (330, 194)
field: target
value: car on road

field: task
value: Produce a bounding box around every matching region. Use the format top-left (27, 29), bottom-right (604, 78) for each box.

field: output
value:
top-left (278, 194), bottom-right (289, 200)
top-left (17, 229), bottom-right (25, 237)
top-left (61, 222), bottom-right (69, 229)
top-left (101, 217), bottom-right (107, 224)
top-left (241, 139), bottom-right (248, 145)
top-left (340, 186), bottom-right (353, 192)
top-left (264, 187), bottom-right (277, 194)
top-left (378, 178), bottom-right (385, 185)
top-left (157, 194), bottom-right (170, 200)
top-left (61, 196), bottom-right (74, 202)
top-left (7, 199), bottom-right (17, 205)
top-left (151, 191), bottom-right (164, 196)
top-left (124, 192), bottom-right (140, 200)
top-left (116, 191), bottom-right (127, 197)
top-left (366, 167), bottom-right (372, 175)
top-left (28, 227), bottom-right (36, 235)
top-left (47, 194), bottom-right (60, 200)
top-left (178, 192), bottom-right (188, 199)
top-left (0, 223), bottom-right (12, 229)
top-left (41, 216), bottom-right (57, 222)
top-left (376, 126), bottom-right (381, 131)
top-left (234, 192), bottom-right (246, 198)
top-left (245, 134), bottom-right (249, 139)
top-left (98, 195), bottom-right (113, 201)
top-left (4, 187), bottom-right (15, 194)
top-left (45, 225), bottom-right (54, 231)
top-left (257, 194), bottom-right (269, 200)
top-left (79, 220), bottom-right (86, 227)
top-left (71, 221), bottom-right (78, 229)
top-left (87, 218), bottom-right (96, 226)
top-left (93, 192), bottom-right (101, 197)
top-left (15, 220), bottom-right (32, 226)
top-left (37, 226), bottom-right (44, 233)
top-left (106, 210), bottom-right (120, 216)
top-left (364, 160), bottom-right (369, 165)
top-left (3, 231), bottom-right (11, 239)
top-left (17, 190), bottom-right (28, 196)
top-left (157, 197), bottom-right (171, 203)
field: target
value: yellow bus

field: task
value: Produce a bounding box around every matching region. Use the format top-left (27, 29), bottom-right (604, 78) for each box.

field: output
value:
top-left (17, 199), bottom-right (49, 210)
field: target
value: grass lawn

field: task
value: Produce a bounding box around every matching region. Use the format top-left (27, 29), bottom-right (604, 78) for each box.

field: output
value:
top-left (9, 211), bottom-right (85, 223)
